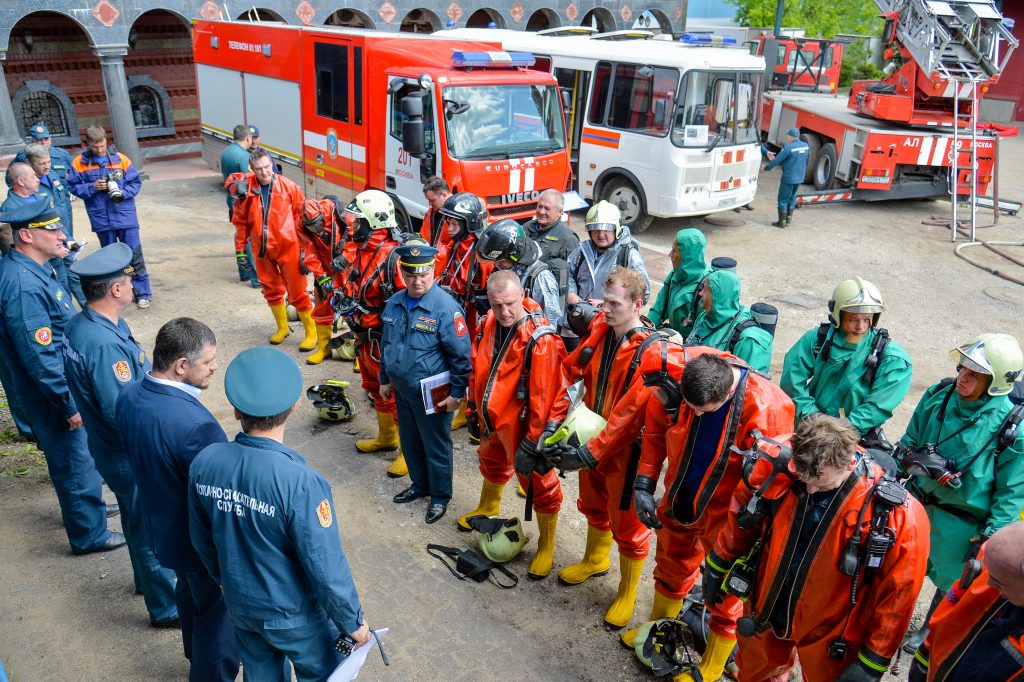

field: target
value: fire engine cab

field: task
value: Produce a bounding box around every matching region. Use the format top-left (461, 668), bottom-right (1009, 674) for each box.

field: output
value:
top-left (193, 20), bottom-right (571, 225)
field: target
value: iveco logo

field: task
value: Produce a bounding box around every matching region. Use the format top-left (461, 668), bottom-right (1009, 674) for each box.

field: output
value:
top-left (491, 190), bottom-right (541, 205)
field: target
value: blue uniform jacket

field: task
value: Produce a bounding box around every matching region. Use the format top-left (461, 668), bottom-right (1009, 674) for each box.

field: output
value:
top-left (1, 189), bottom-right (72, 241)
top-left (765, 138), bottom-right (810, 184)
top-left (39, 172), bottom-right (73, 237)
top-left (64, 308), bottom-right (150, 456)
top-left (116, 376), bottom-right (228, 571)
top-left (67, 150), bottom-right (142, 231)
top-left (188, 434), bottom-right (364, 633)
top-left (379, 284), bottom-right (472, 399)
top-left (220, 141), bottom-right (250, 211)
top-left (14, 146), bottom-right (74, 182)
top-left (0, 250), bottom-right (78, 418)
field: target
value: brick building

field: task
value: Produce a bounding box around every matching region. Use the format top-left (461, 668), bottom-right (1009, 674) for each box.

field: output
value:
top-left (0, 0), bottom-right (687, 169)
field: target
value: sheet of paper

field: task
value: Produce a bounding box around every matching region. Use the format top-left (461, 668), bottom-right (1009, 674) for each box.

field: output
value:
top-left (562, 190), bottom-right (588, 212)
top-left (420, 371), bottom-right (451, 415)
top-left (327, 628), bottom-right (389, 682)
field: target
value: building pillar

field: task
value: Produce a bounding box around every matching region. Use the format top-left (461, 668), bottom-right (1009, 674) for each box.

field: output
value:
top-left (0, 51), bottom-right (27, 154)
top-left (94, 45), bottom-right (145, 173)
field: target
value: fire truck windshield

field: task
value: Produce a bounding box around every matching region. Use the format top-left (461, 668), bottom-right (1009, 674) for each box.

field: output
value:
top-left (444, 84), bottom-right (566, 159)
top-left (672, 71), bottom-right (763, 148)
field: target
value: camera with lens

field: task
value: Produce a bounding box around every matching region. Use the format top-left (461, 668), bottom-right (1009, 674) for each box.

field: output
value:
top-left (105, 172), bottom-right (125, 203)
top-left (896, 443), bottom-right (962, 489)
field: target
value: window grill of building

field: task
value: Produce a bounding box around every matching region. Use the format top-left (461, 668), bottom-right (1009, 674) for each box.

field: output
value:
top-left (130, 85), bottom-right (164, 128)
top-left (19, 92), bottom-right (69, 138)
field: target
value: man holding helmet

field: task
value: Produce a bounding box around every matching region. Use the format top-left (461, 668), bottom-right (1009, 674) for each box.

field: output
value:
top-left (898, 333), bottom-right (1024, 594)
top-left (781, 277), bottom-right (912, 449)
top-left (298, 197), bottom-right (352, 365)
top-left (475, 219), bottom-right (563, 325)
top-left (335, 190), bottom-right (408, 477)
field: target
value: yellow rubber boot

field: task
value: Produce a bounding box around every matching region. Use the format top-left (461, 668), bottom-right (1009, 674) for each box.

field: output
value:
top-left (386, 450), bottom-right (408, 478)
top-left (297, 309), bottom-right (317, 351)
top-left (353, 356), bottom-right (361, 373)
top-left (355, 411), bottom-right (400, 453)
top-left (675, 630), bottom-right (736, 682)
top-left (527, 512), bottom-right (558, 579)
top-left (558, 525), bottom-right (613, 585)
top-left (456, 480), bottom-right (504, 531)
top-left (516, 483), bottom-right (527, 498)
top-left (305, 324), bottom-right (333, 365)
top-left (268, 303), bottom-right (291, 344)
top-left (604, 555), bottom-right (646, 628)
top-left (450, 399), bottom-right (467, 431)
top-left (620, 591), bottom-right (684, 648)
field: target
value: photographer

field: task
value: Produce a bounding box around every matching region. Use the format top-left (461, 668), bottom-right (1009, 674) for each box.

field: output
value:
top-left (898, 333), bottom-right (1024, 594)
top-left (68, 126), bottom-right (152, 309)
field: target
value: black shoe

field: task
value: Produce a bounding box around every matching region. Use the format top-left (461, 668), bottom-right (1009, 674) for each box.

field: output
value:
top-left (73, 531), bottom-right (127, 555)
top-left (393, 487), bottom-right (428, 504)
top-left (425, 503), bottom-right (447, 524)
top-left (150, 617), bottom-right (181, 630)
top-left (106, 503), bottom-right (120, 518)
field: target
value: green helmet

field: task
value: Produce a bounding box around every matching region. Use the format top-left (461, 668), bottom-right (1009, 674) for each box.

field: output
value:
top-left (948, 333), bottom-right (1024, 396)
top-left (586, 200), bottom-right (624, 238)
top-left (545, 402), bottom-right (608, 449)
top-left (330, 320), bottom-right (357, 361)
top-left (634, 618), bottom-right (700, 676)
top-left (828, 276), bottom-right (884, 328)
top-left (470, 516), bottom-right (528, 563)
top-left (306, 380), bottom-right (356, 421)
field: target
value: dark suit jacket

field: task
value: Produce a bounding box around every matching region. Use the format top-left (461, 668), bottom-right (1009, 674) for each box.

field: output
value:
top-left (116, 375), bottom-right (228, 571)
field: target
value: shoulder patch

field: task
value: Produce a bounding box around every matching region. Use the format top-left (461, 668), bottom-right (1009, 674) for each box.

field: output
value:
top-left (113, 360), bottom-right (132, 383)
top-left (34, 327), bottom-right (52, 345)
top-left (454, 311), bottom-right (467, 337)
top-left (317, 499), bottom-right (333, 528)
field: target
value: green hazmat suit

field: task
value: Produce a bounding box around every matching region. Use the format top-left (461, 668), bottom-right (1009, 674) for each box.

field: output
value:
top-left (684, 270), bottom-right (773, 373)
top-left (647, 228), bottom-right (710, 338)
top-left (900, 381), bottom-right (1024, 590)
top-left (780, 325), bottom-right (912, 435)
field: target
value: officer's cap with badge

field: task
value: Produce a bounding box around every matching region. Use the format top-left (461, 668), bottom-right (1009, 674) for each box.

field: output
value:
top-left (71, 242), bottom-right (134, 283)
top-left (396, 241), bottom-right (438, 274)
top-left (247, 125), bottom-right (260, 138)
top-left (1, 200), bottom-right (64, 234)
top-left (225, 347), bottom-right (303, 417)
top-left (29, 123), bottom-right (51, 140)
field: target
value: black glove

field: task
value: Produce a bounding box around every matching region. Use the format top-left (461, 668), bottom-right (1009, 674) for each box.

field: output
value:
top-left (316, 275), bottom-right (334, 300)
top-left (550, 443), bottom-right (597, 473)
top-left (515, 439), bottom-right (546, 477)
top-left (702, 553), bottom-right (728, 606)
top-left (330, 255), bottom-right (350, 272)
top-left (834, 660), bottom-right (883, 682)
top-left (235, 251), bottom-right (251, 272)
top-left (299, 261), bottom-right (311, 276)
top-left (633, 475), bottom-right (662, 529)
top-left (538, 421), bottom-right (561, 456)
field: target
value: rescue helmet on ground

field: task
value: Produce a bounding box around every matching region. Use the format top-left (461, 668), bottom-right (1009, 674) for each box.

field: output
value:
top-left (439, 192), bottom-right (487, 241)
top-left (828, 276), bottom-right (884, 327)
top-left (634, 618), bottom-right (700, 676)
top-left (306, 380), bottom-right (356, 421)
top-left (468, 516), bottom-right (528, 563)
top-left (329, 320), bottom-right (356, 361)
top-left (949, 333), bottom-right (1024, 396)
top-left (475, 219), bottom-right (540, 266)
top-left (345, 189), bottom-right (396, 243)
top-left (585, 200), bottom-right (624, 238)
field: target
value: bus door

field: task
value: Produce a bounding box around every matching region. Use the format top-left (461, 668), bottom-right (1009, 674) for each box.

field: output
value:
top-left (553, 66), bottom-right (591, 167)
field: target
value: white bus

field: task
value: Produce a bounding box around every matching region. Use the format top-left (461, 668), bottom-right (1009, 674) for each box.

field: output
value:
top-left (436, 28), bottom-right (766, 232)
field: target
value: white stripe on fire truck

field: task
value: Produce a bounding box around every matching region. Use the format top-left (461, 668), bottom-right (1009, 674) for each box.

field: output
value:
top-left (917, 137), bottom-right (934, 165)
top-left (302, 130), bottom-right (366, 163)
top-left (929, 138), bottom-right (949, 166)
top-left (524, 167), bottom-right (535, 191)
top-left (509, 169), bottom-right (521, 194)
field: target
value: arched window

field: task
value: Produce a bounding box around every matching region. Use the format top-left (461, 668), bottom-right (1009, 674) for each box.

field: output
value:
top-left (125, 76), bottom-right (175, 137)
top-left (12, 80), bottom-right (79, 145)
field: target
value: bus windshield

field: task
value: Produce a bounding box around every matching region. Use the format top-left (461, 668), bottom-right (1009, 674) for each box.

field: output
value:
top-left (672, 71), bottom-right (763, 148)
top-left (443, 84), bottom-right (566, 159)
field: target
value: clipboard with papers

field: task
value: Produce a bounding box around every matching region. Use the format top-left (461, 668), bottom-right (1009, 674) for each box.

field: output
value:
top-left (420, 371), bottom-right (451, 415)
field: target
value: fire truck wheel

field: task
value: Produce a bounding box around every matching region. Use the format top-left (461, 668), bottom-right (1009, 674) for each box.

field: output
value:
top-left (387, 192), bottom-right (414, 234)
top-left (799, 133), bottom-right (821, 185)
top-left (602, 177), bottom-right (653, 234)
top-left (813, 142), bottom-right (838, 191)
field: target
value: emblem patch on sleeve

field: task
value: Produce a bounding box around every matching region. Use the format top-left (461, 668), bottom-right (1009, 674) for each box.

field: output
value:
top-left (34, 327), bottom-right (52, 345)
top-left (317, 499), bottom-right (333, 528)
top-left (454, 312), bottom-right (467, 337)
top-left (113, 360), bottom-right (132, 383)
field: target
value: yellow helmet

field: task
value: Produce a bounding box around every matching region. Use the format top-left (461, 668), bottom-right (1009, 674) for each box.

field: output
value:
top-left (544, 402), bottom-right (608, 449)
top-left (948, 333), bottom-right (1024, 396)
top-left (306, 380), bottom-right (356, 421)
top-left (352, 189), bottom-right (397, 231)
top-left (469, 516), bottom-right (529, 563)
top-left (828, 276), bottom-right (884, 328)
top-left (585, 200), bottom-right (624, 238)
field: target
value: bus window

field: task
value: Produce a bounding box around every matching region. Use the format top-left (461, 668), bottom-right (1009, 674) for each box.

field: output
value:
top-left (605, 64), bottom-right (678, 137)
top-left (314, 42), bottom-right (349, 122)
top-left (588, 62), bottom-right (612, 125)
top-left (672, 71), bottom-right (762, 147)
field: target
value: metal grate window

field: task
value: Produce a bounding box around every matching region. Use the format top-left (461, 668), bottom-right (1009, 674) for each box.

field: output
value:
top-left (130, 85), bottom-right (164, 128)
top-left (18, 92), bottom-right (69, 138)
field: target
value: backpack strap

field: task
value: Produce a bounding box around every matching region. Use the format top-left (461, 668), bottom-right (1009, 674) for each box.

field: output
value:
top-left (621, 329), bottom-right (663, 399)
top-left (862, 328), bottom-right (891, 388)
top-left (995, 403), bottom-right (1024, 458)
top-left (727, 318), bottom-right (760, 353)
top-left (812, 322), bottom-right (833, 363)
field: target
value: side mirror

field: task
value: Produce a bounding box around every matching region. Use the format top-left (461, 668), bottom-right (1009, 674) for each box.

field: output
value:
top-left (560, 87), bottom-right (572, 111)
top-left (400, 94), bottom-right (425, 157)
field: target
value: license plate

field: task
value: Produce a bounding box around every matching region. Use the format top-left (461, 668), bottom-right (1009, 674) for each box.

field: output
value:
top-left (860, 176), bottom-right (889, 185)
top-left (718, 197), bottom-right (737, 207)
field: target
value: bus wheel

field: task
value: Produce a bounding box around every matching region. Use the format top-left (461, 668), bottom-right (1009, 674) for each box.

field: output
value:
top-left (813, 142), bottom-right (838, 191)
top-left (602, 177), bottom-right (653, 234)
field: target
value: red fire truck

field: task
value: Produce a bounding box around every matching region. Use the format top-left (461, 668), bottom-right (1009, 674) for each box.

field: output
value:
top-left (751, 35), bottom-right (843, 94)
top-left (193, 20), bottom-right (571, 225)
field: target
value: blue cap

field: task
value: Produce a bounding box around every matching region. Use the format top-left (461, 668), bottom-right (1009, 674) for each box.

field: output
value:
top-left (247, 125), bottom-right (260, 138)
top-left (29, 123), bottom-right (51, 140)
top-left (71, 242), bottom-right (134, 283)
top-left (395, 243), bottom-right (438, 273)
top-left (225, 347), bottom-right (303, 417)
top-left (0, 200), bottom-right (63, 231)
top-left (787, 128), bottom-right (800, 138)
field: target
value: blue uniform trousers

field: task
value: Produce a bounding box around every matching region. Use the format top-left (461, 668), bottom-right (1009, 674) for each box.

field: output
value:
top-left (395, 389), bottom-right (455, 504)
top-left (96, 228), bottom-right (152, 298)
top-left (175, 569), bottom-right (240, 682)
top-left (777, 182), bottom-right (800, 212)
top-left (0, 359), bottom-right (33, 440)
top-left (91, 448), bottom-right (177, 621)
top-left (30, 409), bottom-right (109, 553)
top-left (230, 606), bottom-right (341, 682)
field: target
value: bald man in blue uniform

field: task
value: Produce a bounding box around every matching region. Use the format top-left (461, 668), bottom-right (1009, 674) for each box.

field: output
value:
top-left (189, 348), bottom-right (370, 681)
top-left (0, 201), bottom-right (121, 554)
top-left (64, 243), bottom-right (178, 626)
top-left (380, 243), bottom-right (472, 524)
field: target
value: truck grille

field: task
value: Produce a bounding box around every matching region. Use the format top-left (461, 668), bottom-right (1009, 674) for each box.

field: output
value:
top-left (488, 201), bottom-right (536, 218)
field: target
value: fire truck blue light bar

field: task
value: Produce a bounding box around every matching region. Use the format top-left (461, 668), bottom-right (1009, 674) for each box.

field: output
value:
top-left (451, 51), bottom-right (536, 68)
top-left (680, 33), bottom-right (738, 46)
